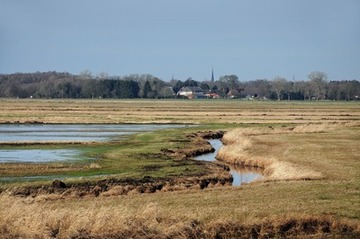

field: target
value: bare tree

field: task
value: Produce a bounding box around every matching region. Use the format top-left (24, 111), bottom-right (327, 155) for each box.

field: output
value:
top-left (97, 72), bottom-right (109, 79)
top-left (284, 81), bottom-right (294, 100)
top-left (79, 70), bottom-right (93, 80)
top-left (308, 71), bottom-right (328, 100)
top-left (271, 76), bottom-right (287, 100)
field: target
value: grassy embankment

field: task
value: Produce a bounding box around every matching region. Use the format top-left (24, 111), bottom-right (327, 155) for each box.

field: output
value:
top-left (0, 99), bottom-right (359, 238)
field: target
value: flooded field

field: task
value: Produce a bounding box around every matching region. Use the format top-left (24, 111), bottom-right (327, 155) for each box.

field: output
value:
top-left (195, 139), bottom-right (263, 186)
top-left (0, 124), bottom-right (183, 143)
top-left (0, 149), bottom-right (80, 163)
top-left (0, 124), bottom-right (184, 163)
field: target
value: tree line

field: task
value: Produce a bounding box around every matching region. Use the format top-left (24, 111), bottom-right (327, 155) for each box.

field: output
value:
top-left (0, 71), bottom-right (359, 100)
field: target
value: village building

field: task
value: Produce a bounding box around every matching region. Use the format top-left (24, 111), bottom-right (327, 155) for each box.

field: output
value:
top-left (206, 92), bottom-right (221, 99)
top-left (177, 86), bottom-right (207, 99)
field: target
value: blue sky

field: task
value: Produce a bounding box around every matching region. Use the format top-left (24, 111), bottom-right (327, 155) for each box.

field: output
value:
top-left (1, 0), bottom-right (359, 81)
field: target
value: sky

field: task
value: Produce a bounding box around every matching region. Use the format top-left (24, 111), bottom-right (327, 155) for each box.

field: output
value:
top-left (1, 0), bottom-right (359, 81)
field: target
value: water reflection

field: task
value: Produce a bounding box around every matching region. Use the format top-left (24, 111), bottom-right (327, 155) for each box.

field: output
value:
top-left (229, 166), bottom-right (263, 186)
top-left (0, 124), bottom-right (186, 163)
top-left (194, 139), bottom-right (263, 186)
top-left (0, 124), bottom-right (185, 143)
top-left (0, 149), bottom-right (80, 163)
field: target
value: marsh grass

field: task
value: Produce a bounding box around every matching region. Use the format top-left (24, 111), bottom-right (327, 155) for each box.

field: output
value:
top-left (1, 181), bottom-right (359, 238)
top-left (0, 128), bottom-right (212, 189)
top-left (0, 99), bottom-right (360, 237)
top-left (1, 123), bottom-right (359, 237)
top-left (216, 123), bottom-right (356, 181)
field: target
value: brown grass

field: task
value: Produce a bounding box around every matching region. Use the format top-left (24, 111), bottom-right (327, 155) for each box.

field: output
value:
top-left (216, 124), bottom-right (350, 181)
top-left (1, 99), bottom-right (360, 238)
top-left (1, 123), bottom-right (359, 238)
top-left (1, 99), bottom-right (360, 124)
top-left (1, 190), bottom-right (359, 238)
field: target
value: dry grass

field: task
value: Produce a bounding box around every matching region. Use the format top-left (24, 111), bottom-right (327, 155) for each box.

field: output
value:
top-left (0, 196), bottom-right (186, 238)
top-left (1, 98), bottom-right (360, 124)
top-left (1, 123), bottom-right (359, 238)
top-left (1, 184), bottom-right (359, 238)
top-left (216, 124), bottom-right (340, 181)
top-left (1, 99), bottom-right (360, 238)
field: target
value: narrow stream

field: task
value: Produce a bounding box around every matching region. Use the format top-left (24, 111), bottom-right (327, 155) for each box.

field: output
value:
top-left (195, 139), bottom-right (263, 186)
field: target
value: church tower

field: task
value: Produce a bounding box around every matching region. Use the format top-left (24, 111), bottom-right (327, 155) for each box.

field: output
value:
top-left (211, 67), bottom-right (214, 82)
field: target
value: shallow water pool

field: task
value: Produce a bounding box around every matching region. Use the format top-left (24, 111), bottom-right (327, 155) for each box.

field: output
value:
top-left (0, 124), bottom-right (183, 143)
top-left (0, 124), bottom-right (185, 163)
top-left (0, 149), bottom-right (80, 163)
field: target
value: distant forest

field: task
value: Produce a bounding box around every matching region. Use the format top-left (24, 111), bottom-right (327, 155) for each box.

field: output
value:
top-left (0, 71), bottom-right (359, 100)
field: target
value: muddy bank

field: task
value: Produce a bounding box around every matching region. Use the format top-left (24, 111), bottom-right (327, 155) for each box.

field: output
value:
top-left (6, 166), bottom-right (232, 198)
top-left (3, 130), bottom-right (232, 198)
top-left (162, 130), bottom-right (225, 159)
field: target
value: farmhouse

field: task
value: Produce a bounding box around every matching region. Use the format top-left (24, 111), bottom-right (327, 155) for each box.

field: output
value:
top-left (177, 86), bottom-right (207, 99)
top-left (206, 92), bottom-right (221, 99)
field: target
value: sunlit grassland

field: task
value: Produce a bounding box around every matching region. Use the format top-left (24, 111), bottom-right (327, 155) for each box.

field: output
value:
top-left (0, 99), bottom-right (359, 237)
top-left (250, 127), bottom-right (360, 181)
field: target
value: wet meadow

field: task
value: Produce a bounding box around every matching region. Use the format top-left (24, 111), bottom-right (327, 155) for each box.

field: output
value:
top-left (0, 99), bottom-right (359, 238)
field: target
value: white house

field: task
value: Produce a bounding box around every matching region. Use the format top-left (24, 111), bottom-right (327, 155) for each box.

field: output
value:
top-left (177, 86), bottom-right (206, 99)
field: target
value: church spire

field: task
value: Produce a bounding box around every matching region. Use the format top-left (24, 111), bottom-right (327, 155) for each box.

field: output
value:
top-left (211, 67), bottom-right (214, 82)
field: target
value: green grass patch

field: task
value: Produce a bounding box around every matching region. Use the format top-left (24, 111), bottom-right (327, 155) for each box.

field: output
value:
top-left (0, 126), bottom-right (218, 187)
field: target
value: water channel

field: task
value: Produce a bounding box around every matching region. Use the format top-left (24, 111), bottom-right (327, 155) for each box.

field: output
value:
top-left (194, 139), bottom-right (263, 186)
top-left (0, 124), bottom-right (263, 185)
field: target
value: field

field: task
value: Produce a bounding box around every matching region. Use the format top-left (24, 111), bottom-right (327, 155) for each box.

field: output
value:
top-left (0, 99), bottom-right (360, 238)
top-left (1, 98), bottom-right (359, 124)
